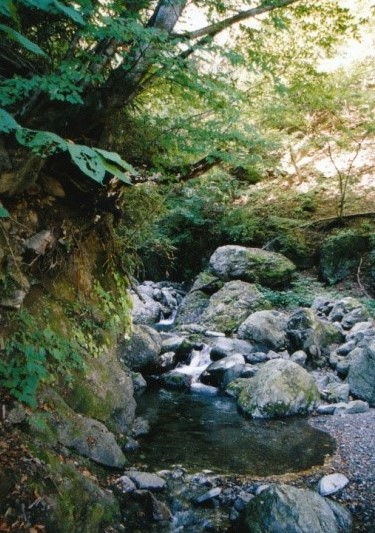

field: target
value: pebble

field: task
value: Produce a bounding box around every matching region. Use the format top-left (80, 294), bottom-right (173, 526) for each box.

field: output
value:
top-left (318, 473), bottom-right (349, 496)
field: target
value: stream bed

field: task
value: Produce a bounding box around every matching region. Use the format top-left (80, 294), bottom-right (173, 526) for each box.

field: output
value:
top-left (134, 388), bottom-right (335, 475)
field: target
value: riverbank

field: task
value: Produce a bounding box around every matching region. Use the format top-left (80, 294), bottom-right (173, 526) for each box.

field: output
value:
top-left (309, 410), bottom-right (375, 533)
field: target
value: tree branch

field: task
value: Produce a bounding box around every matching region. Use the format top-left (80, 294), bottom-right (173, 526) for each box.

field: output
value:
top-left (173, 0), bottom-right (301, 41)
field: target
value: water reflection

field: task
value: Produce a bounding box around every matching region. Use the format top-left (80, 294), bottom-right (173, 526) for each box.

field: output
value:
top-left (134, 389), bottom-right (335, 475)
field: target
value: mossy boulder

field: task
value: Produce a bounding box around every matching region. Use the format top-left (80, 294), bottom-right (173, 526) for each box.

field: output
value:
top-left (208, 245), bottom-right (296, 288)
top-left (67, 346), bottom-right (136, 435)
top-left (320, 231), bottom-right (369, 285)
top-left (348, 340), bottom-right (375, 406)
top-left (190, 271), bottom-right (224, 294)
top-left (237, 359), bottom-right (319, 418)
top-left (239, 484), bottom-right (352, 533)
top-left (38, 390), bottom-right (127, 468)
top-left (44, 462), bottom-right (121, 533)
top-left (200, 280), bottom-right (271, 334)
top-left (287, 308), bottom-right (343, 363)
top-left (238, 310), bottom-right (288, 351)
top-left (175, 290), bottom-right (210, 325)
top-left (117, 324), bottom-right (162, 373)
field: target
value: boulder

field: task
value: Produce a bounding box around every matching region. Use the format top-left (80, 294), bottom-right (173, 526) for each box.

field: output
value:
top-left (208, 245), bottom-right (296, 288)
top-left (200, 280), bottom-right (270, 334)
top-left (287, 308), bottom-right (343, 362)
top-left (210, 337), bottom-right (255, 361)
top-left (239, 484), bottom-right (352, 533)
top-left (68, 346), bottom-right (136, 434)
top-left (190, 271), bottom-right (224, 294)
top-left (118, 325), bottom-right (162, 373)
top-left (320, 232), bottom-right (368, 285)
top-left (175, 290), bottom-right (210, 325)
top-left (237, 359), bottom-right (319, 418)
top-left (159, 371), bottom-right (192, 391)
top-left (329, 297), bottom-right (371, 329)
top-left (347, 340), bottom-right (375, 406)
top-left (124, 471), bottom-right (166, 491)
top-left (131, 292), bottom-right (163, 325)
top-left (40, 390), bottom-right (126, 468)
top-left (334, 400), bottom-right (369, 415)
top-left (200, 354), bottom-right (246, 389)
top-left (238, 310), bottom-right (288, 351)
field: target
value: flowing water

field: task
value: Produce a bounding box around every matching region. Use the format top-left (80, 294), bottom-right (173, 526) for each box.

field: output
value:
top-left (134, 388), bottom-right (335, 475)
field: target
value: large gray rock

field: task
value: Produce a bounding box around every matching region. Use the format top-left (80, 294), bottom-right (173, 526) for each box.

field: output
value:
top-left (237, 359), bottom-right (319, 418)
top-left (240, 484), bottom-right (352, 533)
top-left (201, 354), bottom-right (246, 389)
top-left (348, 340), bottom-right (375, 406)
top-left (41, 390), bottom-right (126, 468)
top-left (124, 471), bottom-right (166, 491)
top-left (131, 292), bottom-right (163, 325)
top-left (287, 308), bottom-right (343, 362)
top-left (118, 325), bottom-right (162, 372)
top-left (200, 280), bottom-right (270, 334)
top-left (210, 337), bottom-right (255, 361)
top-left (238, 310), bottom-right (288, 351)
top-left (329, 297), bottom-right (371, 329)
top-left (208, 245), bottom-right (296, 288)
top-left (175, 291), bottom-right (210, 325)
top-left (68, 346), bottom-right (136, 434)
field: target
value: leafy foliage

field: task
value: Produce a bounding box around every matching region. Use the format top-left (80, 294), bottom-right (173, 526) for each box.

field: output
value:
top-left (0, 311), bottom-right (84, 407)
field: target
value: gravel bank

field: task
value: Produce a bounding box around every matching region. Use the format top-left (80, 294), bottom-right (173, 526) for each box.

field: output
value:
top-left (309, 409), bottom-right (375, 533)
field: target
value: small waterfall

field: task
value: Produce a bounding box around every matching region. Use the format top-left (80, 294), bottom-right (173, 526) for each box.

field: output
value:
top-left (174, 345), bottom-right (217, 394)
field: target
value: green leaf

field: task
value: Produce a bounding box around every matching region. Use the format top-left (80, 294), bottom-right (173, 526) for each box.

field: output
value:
top-left (98, 159), bottom-right (132, 185)
top-left (52, 0), bottom-right (85, 25)
top-left (0, 24), bottom-right (47, 56)
top-left (15, 128), bottom-right (67, 156)
top-left (0, 205), bottom-right (10, 218)
top-left (0, 0), bottom-right (16, 19)
top-left (0, 109), bottom-right (18, 133)
top-left (67, 144), bottom-right (106, 183)
top-left (95, 148), bottom-right (137, 174)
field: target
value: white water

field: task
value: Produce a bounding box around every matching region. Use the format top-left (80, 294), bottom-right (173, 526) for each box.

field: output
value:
top-left (174, 345), bottom-right (217, 393)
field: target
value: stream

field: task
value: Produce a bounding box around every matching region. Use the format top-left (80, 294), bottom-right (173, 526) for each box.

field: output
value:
top-left (134, 388), bottom-right (335, 475)
top-left (134, 341), bottom-right (335, 475)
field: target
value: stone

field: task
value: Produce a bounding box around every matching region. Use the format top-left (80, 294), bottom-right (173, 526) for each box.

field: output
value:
top-left (131, 417), bottom-right (150, 437)
top-left (238, 310), bottom-right (288, 351)
top-left (116, 475), bottom-right (136, 493)
top-left (24, 229), bottom-right (55, 255)
top-left (334, 400), bottom-right (369, 415)
top-left (287, 308), bottom-right (343, 361)
top-left (347, 340), bottom-right (375, 406)
top-left (118, 325), bottom-right (162, 372)
top-left (175, 290), bottom-right (210, 325)
top-left (124, 471), bottom-right (166, 491)
top-left (241, 364), bottom-right (258, 378)
top-left (190, 271), bottom-right (224, 294)
top-left (237, 359), bottom-right (319, 418)
top-left (337, 341), bottom-right (356, 356)
top-left (159, 371), bottom-right (192, 391)
top-left (329, 298), bottom-right (370, 325)
top-left (320, 232), bottom-right (368, 285)
top-left (239, 484), bottom-right (352, 533)
top-left (316, 404), bottom-right (337, 415)
top-left (53, 399), bottom-right (126, 468)
top-left (131, 292), bottom-right (163, 325)
top-left (200, 280), bottom-right (271, 334)
top-left (208, 245), bottom-right (296, 288)
top-left (318, 474), bottom-right (349, 496)
top-left (193, 487), bottom-right (222, 505)
top-left (132, 372), bottom-right (147, 391)
top-left (201, 354), bottom-right (246, 389)
top-left (210, 337), bottom-right (255, 361)
top-left (0, 289), bottom-right (27, 309)
top-left (225, 378), bottom-right (251, 399)
top-left (291, 350), bottom-right (308, 367)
